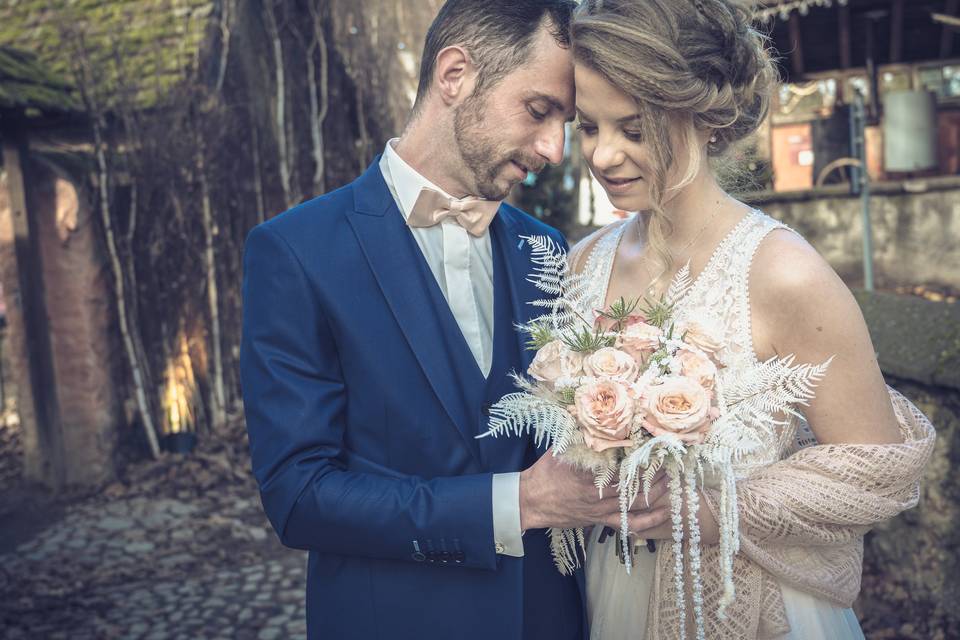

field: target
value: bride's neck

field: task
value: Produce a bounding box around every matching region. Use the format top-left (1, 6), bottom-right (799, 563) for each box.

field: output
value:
top-left (645, 169), bottom-right (731, 253)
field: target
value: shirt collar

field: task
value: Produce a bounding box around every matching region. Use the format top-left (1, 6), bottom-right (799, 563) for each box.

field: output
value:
top-left (382, 138), bottom-right (453, 221)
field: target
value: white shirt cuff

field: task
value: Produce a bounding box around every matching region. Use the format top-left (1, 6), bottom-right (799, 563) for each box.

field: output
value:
top-left (491, 472), bottom-right (524, 557)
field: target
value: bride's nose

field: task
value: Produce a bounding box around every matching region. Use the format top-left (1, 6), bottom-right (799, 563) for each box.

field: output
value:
top-left (590, 135), bottom-right (625, 172)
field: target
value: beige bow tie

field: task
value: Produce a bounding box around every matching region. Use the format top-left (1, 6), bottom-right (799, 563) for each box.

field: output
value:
top-left (406, 187), bottom-right (500, 237)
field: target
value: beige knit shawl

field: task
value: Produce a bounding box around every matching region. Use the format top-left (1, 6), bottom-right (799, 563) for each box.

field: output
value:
top-left (644, 388), bottom-right (936, 639)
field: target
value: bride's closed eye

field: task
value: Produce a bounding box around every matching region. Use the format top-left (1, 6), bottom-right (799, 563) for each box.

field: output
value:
top-left (575, 121), bottom-right (597, 135)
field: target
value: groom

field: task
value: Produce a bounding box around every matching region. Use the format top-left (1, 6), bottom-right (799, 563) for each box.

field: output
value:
top-left (241, 1), bottom-right (667, 638)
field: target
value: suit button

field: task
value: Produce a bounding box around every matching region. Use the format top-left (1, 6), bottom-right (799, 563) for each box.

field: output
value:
top-left (495, 542), bottom-right (505, 554)
top-left (454, 552), bottom-right (465, 563)
top-left (412, 551), bottom-right (425, 562)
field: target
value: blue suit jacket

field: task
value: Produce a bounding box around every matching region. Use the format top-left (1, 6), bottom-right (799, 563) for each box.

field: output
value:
top-left (240, 160), bottom-right (585, 639)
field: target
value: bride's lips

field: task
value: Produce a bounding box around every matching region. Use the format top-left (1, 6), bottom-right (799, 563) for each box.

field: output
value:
top-left (600, 174), bottom-right (643, 194)
top-left (600, 176), bottom-right (643, 194)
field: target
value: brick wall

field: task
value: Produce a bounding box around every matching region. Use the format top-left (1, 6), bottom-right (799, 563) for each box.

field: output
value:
top-left (0, 156), bottom-right (121, 488)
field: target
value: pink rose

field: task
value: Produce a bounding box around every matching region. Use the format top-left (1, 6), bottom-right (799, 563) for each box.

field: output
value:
top-left (642, 376), bottom-right (718, 443)
top-left (679, 319), bottom-right (724, 359)
top-left (676, 347), bottom-right (717, 390)
top-left (528, 340), bottom-right (583, 385)
top-left (582, 347), bottom-right (639, 383)
top-left (616, 321), bottom-right (663, 364)
top-left (574, 380), bottom-right (635, 452)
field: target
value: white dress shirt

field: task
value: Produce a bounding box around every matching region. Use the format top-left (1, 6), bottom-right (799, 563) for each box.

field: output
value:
top-left (379, 140), bottom-right (524, 557)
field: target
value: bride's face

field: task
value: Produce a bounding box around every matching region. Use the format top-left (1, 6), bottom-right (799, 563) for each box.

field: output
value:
top-left (574, 64), bottom-right (681, 213)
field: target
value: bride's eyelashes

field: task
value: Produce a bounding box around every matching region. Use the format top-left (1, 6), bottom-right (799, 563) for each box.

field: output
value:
top-left (575, 121), bottom-right (643, 143)
top-left (575, 121), bottom-right (597, 135)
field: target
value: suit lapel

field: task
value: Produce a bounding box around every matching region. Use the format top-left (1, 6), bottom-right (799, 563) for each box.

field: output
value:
top-left (346, 160), bottom-right (482, 465)
top-left (490, 208), bottom-right (537, 373)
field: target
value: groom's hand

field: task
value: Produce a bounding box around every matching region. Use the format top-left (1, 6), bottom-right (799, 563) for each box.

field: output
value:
top-left (518, 450), bottom-right (670, 531)
top-left (599, 473), bottom-right (672, 534)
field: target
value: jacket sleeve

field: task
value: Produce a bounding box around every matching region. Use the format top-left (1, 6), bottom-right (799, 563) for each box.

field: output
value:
top-left (240, 223), bottom-right (498, 570)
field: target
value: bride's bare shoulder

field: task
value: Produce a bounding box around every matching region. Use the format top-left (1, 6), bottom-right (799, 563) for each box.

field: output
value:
top-left (568, 219), bottom-right (629, 274)
top-left (751, 227), bottom-right (840, 296)
top-left (750, 225), bottom-right (866, 358)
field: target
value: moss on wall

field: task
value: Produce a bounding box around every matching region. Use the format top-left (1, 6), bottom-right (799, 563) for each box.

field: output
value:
top-left (0, 0), bottom-right (213, 109)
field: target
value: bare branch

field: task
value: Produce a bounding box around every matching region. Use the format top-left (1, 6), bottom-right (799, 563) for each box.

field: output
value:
top-left (262, 0), bottom-right (294, 207)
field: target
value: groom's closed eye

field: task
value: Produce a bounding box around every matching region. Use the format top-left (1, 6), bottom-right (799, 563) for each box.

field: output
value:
top-left (523, 93), bottom-right (575, 123)
top-left (527, 104), bottom-right (549, 121)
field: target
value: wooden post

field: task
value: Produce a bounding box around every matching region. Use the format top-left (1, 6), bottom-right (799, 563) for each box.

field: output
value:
top-left (838, 4), bottom-right (852, 70)
top-left (890, 0), bottom-right (904, 64)
top-left (1, 128), bottom-right (66, 490)
top-left (788, 12), bottom-right (805, 78)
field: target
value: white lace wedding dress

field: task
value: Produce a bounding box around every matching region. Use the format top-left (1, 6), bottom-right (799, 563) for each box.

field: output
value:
top-left (579, 211), bottom-right (866, 640)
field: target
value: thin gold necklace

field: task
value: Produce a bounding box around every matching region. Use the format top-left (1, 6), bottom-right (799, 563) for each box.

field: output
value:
top-left (636, 203), bottom-right (723, 295)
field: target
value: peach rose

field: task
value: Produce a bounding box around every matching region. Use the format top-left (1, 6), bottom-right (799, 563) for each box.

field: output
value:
top-left (574, 380), bottom-right (635, 452)
top-left (528, 340), bottom-right (583, 385)
top-left (676, 347), bottom-right (717, 390)
top-left (642, 376), bottom-right (718, 443)
top-left (679, 318), bottom-right (724, 358)
top-left (582, 347), bottom-right (639, 383)
top-left (616, 321), bottom-right (663, 364)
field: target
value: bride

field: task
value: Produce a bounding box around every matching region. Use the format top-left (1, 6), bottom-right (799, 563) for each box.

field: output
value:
top-left (564, 1), bottom-right (935, 638)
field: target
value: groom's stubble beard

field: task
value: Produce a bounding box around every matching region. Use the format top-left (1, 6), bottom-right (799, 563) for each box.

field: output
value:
top-left (453, 91), bottom-right (533, 201)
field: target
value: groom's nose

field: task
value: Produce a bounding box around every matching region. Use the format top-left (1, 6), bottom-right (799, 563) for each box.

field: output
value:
top-left (533, 122), bottom-right (565, 165)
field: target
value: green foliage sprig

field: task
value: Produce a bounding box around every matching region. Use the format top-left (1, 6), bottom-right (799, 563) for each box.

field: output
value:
top-left (525, 321), bottom-right (556, 351)
top-left (562, 326), bottom-right (616, 353)
top-left (640, 295), bottom-right (675, 329)
top-left (595, 296), bottom-right (642, 332)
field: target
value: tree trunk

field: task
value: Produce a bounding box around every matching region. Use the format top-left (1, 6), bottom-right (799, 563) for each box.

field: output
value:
top-left (262, 0), bottom-right (294, 208)
top-left (306, 0), bottom-right (329, 195)
top-left (92, 117), bottom-right (160, 459)
top-left (196, 142), bottom-right (226, 429)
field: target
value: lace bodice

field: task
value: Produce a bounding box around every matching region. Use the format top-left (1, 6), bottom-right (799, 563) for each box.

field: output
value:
top-left (579, 211), bottom-right (816, 471)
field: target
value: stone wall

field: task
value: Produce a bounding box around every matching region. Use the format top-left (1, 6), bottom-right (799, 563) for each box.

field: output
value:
top-left (852, 291), bottom-right (960, 639)
top-left (743, 177), bottom-right (960, 290)
top-left (0, 156), bottom-right (121, 487)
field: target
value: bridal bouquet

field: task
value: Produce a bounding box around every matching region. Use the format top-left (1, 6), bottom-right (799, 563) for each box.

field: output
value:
top-left (480, 236), bottom-right (831, 638)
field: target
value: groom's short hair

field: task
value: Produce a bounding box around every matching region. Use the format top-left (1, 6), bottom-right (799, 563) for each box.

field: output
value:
top-left (413, 0), bottom-right (576, 112)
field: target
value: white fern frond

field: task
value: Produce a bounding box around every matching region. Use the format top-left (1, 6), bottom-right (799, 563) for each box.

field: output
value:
top-left (549, 527), bottom-right (586, 575)
top-left (520, 236), bottom-right (596, 333)
top-left (593, 458), bottom-right (618, 491)
top-left (703, 414), bottom-right (765, 453)
top-left (721, 355), bottom-right (833, 413)
top-left (520, 235), bottom-right (568, 294)
top-left (665, 262), bottom-right (693, 305)
top-left (478, 392), bottom-right (578, 451)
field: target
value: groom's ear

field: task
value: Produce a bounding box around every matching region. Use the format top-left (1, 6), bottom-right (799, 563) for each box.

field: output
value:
top-left (434, 45), bottom-right (478, 107)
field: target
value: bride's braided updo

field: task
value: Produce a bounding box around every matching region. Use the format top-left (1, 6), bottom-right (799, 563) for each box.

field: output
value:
top-left (570, 0), bottom-right (777, 288)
